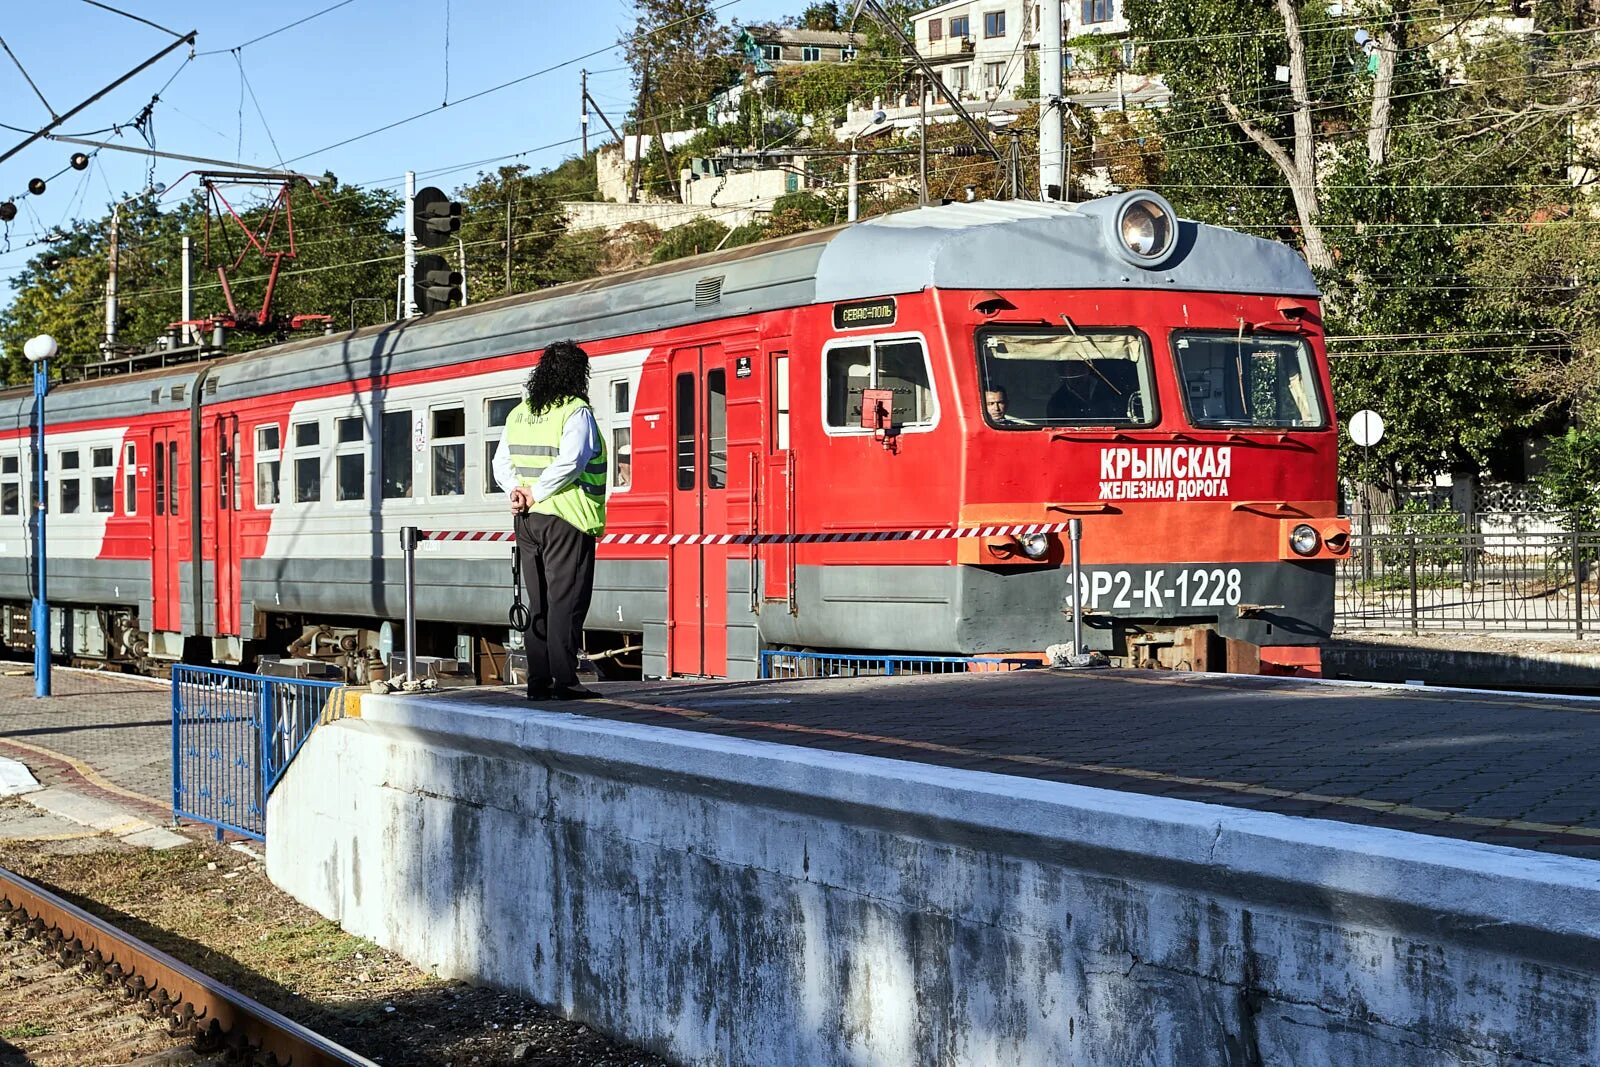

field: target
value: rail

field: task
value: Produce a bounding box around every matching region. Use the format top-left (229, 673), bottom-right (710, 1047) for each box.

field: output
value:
top-left (172, 664), bottom-right (349, 841)
top-left (0, 863), bottom-right (378, 1066)
top-left (760, 650), bottom-right (1033, 679)
top-left (1336, 529), bottom-right (1599, 636)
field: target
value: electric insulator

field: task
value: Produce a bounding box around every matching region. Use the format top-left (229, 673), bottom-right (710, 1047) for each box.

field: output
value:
top-left (0, 201), bottom-right (15, 222)
top-left (27, 177), bottom-right (45, 195)
top-left (70, 152), bottom-right (90, 170)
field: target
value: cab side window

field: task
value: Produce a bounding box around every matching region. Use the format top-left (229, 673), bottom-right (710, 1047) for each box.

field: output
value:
top-left (824, 337), bottom-right (935, 430)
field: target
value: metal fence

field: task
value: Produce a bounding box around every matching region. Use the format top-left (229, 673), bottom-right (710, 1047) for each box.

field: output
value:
top-left (760, 650), bottom-right (1033, 679)
top-left (171, 665), bottom-right (349, 841)
top-left (1335, 528), bottom-right (1600, 636)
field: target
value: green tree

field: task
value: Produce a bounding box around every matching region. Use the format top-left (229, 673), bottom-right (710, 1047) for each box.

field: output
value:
top-left (650, 217), bottom-right (730, 263)
top-left (1534, 428), bottom-right (1600, 530)
top-left (620, 0), bottom-right (739, 199)
top-left (1126, 0), bottom-right (1591, 486)
top-left (797, 2), bottom-right (842, 30)
top-left (1, 177), bottom-right (405, 375)
top-left (454, 165), bottom-right (576, 299)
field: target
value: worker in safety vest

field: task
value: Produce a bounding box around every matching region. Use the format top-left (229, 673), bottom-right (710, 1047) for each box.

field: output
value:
top-left (492, 340), bottom-right (607, 700)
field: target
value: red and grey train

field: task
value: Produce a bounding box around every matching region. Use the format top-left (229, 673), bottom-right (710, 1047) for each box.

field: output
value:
top-left (0, 190), bottom-right (1349, 682)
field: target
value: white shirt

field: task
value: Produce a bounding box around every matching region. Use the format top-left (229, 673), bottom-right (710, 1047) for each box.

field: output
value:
top-left (492, 405), bottom-right (602, 502)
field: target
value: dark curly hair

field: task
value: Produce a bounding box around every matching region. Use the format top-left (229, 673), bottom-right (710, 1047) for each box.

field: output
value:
top-left (524, 339), bottom-right (591, 414)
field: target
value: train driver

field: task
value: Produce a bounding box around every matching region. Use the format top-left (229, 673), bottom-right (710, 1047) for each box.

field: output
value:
top-left (492, 340), bottom-right (608, 701)
top-left (984, 387), bottom-right (1012, 424)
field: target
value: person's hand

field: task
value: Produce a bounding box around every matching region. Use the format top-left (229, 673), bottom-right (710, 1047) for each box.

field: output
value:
top-left (510, 487), bottom-right (533, 513)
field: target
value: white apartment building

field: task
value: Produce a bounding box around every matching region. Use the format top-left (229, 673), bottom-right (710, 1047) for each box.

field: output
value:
top-left (908, 0), bottom-right (1131, 102)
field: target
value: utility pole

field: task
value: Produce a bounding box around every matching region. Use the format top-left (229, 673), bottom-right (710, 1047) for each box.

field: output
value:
top-left (631, 65), bottom-right (649, 204)
top-left (1039, 0), bottom-right (1065, 200)
top-left (403, 170), bottom-right (417, 320)
top-left (580, 69), bottom-right (589, 160)
top-left (919, 74), bottom-right (928, 206)
top-left (180, 235), bottom-right (194, 344)
top-left (504, 196), bottom-right (513, 295)
top-left (848, 152), bottom-right (859, 221)
top-left (103, 208), bottom-right (119, 351)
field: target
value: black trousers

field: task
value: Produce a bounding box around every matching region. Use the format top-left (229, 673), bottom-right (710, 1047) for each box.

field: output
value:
top-left (515, 511), bottom-right (596, 689)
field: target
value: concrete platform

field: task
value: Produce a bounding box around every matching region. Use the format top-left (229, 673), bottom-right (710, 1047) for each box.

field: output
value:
top-left (396, 670), bottom-right (1600, 858)
top-left (1327, 632), bottom-right (1600, 691)
top-left (269, 672), bottom-right (1600, 1066)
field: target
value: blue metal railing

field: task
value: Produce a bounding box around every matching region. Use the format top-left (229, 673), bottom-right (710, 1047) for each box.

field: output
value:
top-left (759, 650), bottom-right (1033, 679)
top-left (171, 665), bottom-right (348, 841)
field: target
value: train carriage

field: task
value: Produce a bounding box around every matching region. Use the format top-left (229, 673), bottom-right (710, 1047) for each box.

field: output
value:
top-left (0, 191), bottom-right (1348, 681)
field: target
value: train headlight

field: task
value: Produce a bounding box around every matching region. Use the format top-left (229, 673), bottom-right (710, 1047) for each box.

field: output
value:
top-left (1105, 192), bottom-right (1177, 267)
top-left (1018, 532), bottom-right (1051, 559)
top-left (1290, 524), bottom-right (1320, 556)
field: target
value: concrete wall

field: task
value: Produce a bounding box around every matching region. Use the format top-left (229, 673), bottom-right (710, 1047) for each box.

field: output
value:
top-left (269, 695), bottom-right (1600, 1066)
top-left (562, 201), bottom-right (765, 234)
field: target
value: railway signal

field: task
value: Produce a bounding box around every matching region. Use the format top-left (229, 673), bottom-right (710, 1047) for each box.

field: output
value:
top-left (415, 254), bottom-right (463, 314)
top-left (412, 186), bottom-right (462, 248)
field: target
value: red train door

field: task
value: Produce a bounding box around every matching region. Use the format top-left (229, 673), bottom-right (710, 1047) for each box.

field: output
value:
top-left (668, 344), bottom-right (729, 676)
top-left (212, 414), bottom-right (239, 635)
top-left (151, 426), bottom-right (183, 632)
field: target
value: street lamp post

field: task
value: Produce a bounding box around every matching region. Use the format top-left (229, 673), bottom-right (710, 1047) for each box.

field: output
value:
top-left (23, 334), bottom-right (56, 697)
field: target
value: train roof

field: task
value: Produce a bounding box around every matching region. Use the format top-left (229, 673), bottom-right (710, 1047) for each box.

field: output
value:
top-left (10, 191), bottom-right (1319, 420)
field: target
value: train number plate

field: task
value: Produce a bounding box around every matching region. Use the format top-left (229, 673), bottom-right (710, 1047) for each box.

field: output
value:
top-left (1065, 567), bottom-right (1244, 613)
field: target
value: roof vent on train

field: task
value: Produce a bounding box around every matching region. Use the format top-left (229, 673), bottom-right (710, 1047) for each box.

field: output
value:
top-left (1080, 190), bottom-right (1181, 270)
top-left (170, 383), bottom-right (186, 402)
top-left (694, 274), bottom-right (724, 307)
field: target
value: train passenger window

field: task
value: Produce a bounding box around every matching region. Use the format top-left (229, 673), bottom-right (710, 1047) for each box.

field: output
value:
top-left (255, 425), bottom-right (280, 508)
top-left (166, 444), bottom-right (178, 516)
top-left (381, 411), bottom-right (412, 499)
top-left (607, 381), bottom-right (632, 491)
top-left (824, 337), bottom-right (935, 431)
top-left (612, 426), bottom-right (632, 489)
top-left (675, 373), bottom-right (695, 490)
top-left (154, 442), bottom-right (166, 516)
top-left (1172, 332), bottom-right (1325, 429)
top-left (60, 450), bottom-right (80, 515)
top-left (125, 443), bottom-right (137, 515)
top-left (706, 370), bottom-right (727, 490)
top-left (483, 397), bottom-right (519, 495)
top-left (292, 420), bottom-right (321, 504)
top-left (431, 407), bottom-right (465, 496)
top-left (218, 436), bottom-right (230, 511)
top-left (87, 446), bottom-right (114, 515)
top-left (232, 433), bottom-right (241, 511)
top-left (773, 354), bottom-right (790, 450)
top-left (336, 417), bottom-right (366, 502)
top-left (977, 328), bottom-right (1156, 428)
top-left (0, 455), bottom-right (16, 516)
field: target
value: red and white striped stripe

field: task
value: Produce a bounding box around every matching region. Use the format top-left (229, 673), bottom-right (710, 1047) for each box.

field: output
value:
top-left (415, 523), bottom-right (1074, 547)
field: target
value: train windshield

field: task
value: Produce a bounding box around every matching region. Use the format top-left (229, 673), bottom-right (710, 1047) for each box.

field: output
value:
top-left (1172, 331), bottom-right (1324, 429)
top-left (976, 328), bottom-right (1156, 428)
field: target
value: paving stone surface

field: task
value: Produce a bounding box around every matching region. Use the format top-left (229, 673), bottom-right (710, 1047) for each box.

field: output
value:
top-left (0, 668), bottom-right (170, 805)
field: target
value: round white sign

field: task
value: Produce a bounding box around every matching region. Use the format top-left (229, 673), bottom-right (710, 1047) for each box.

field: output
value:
top-left (1348, 409), bottom-right (1385, 448)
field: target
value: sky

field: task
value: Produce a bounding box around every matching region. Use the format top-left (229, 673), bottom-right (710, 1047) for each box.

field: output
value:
top-left (0, 0), bottom-right (798, 298)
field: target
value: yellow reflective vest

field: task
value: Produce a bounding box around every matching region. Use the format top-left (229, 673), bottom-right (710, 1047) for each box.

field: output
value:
top-left (504, 396), bottom-right (607, 535)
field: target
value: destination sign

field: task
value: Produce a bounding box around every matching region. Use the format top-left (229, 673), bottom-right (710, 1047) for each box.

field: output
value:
top-left (833, 298), bottom-right (896, 330)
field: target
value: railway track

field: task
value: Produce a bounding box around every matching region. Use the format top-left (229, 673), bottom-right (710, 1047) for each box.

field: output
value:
top-left (0, 865), bottom-right (376, 1067)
